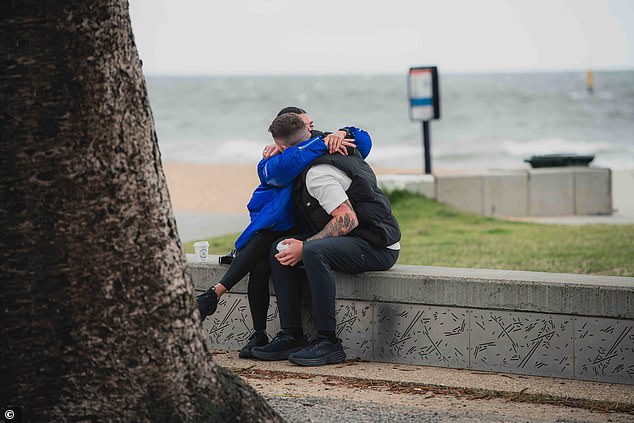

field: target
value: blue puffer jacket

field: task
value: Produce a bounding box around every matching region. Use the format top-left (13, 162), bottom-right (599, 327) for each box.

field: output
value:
top-left (234, 127), bottom-right (372, 250)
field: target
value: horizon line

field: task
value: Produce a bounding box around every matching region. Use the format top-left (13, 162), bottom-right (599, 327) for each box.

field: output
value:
top-left (141, 66), bottom-right (634, 78)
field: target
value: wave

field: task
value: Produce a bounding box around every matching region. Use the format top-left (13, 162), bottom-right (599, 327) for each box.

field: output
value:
top-left (158, 136), bottom-right (634, 171)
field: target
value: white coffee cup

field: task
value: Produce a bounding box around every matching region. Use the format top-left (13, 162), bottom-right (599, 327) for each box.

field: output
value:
top-left (276, 241), bottom-right (289, 252)
top-left (194, 241), bottom-right (209, 261)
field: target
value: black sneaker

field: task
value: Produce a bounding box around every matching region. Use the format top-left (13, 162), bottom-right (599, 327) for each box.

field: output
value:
top-left (288, 336), bottom-right (346, 366)
top-left (196, 287), bottom-right (218, 320)
top-left (251, 331), bottom-right (309, 361)
top-left (219, 249), bottom-right (237, 265)
top-left (239, 331), bottom-right (269, 359)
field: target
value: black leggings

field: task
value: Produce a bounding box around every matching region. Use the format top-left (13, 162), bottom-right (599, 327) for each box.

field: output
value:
top-left (217, 230), bottom-right (293, 331)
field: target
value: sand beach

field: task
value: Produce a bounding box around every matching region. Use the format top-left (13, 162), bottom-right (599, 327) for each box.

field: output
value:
top-left (164, 163), bottom-right (258, 214)
top-left (164, 162), bottom-right (424, 215)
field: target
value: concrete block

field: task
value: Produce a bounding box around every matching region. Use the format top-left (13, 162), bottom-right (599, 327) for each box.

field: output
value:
top-left (574, 316), bottom-right (634, 384)
top-left (379, 168), bottom-right (614, 217)
top-left (470, 310), bottom-right (574, 379)
top-left (482, 171), bottom-right (528, 217)
top-left (612, 169), bottom-right (634, 215)
top-left (334, 300), bottom-right (374, 361)
top-left (528, 168), bottom-right (575, 216)
top-left (377, 174), bottom-right (436, 199)
top-left (405, 180), bottom-right (435, 199)
top-left (203, 293), bottom-right (271, 350)
top-left (374, 303), bottom-right (469, 368)
top-left (574, 168), bottom-right (612, 215)
top-left (436, 174), bottom-right (483, 214)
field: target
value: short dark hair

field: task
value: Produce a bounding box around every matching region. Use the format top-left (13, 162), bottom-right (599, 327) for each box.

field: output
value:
top-left (269, 113), bottom-right (307, 144)
top-left (277, 106), bottom-right (306, 117)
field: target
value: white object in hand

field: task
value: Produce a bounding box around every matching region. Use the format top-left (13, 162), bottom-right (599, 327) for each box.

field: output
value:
top-left (276, 241), bottom-right (289, 252)
top-left (194, 241), bottom-right (209, 261)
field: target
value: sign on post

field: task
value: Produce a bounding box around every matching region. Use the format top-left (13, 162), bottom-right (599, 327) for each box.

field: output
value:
top-left (408, 66), bottom-right (440, 174)
top-left (408, 67), bottom-right (440, 120)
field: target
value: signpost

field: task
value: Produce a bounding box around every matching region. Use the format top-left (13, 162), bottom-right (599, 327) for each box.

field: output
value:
top-left (408, 66), bottom-right (440, 174)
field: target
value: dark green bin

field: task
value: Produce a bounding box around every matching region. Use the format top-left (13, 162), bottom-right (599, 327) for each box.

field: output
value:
top-left (524, 154), bottom-right (595, 168)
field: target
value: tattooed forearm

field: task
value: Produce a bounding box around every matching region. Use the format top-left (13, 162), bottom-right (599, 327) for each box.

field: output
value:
top-left (308, 200), bottom-right (358, 241)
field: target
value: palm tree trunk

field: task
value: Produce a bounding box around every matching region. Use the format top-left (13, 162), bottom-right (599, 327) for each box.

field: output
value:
top-left (0, 1), bottom-right (282, 421)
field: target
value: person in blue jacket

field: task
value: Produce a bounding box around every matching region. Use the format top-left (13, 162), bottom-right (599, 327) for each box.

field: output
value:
top-left (197, 107), bottom-right (372, 359)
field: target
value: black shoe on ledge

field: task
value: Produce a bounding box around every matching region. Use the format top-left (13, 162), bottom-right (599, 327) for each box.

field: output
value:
top-left (219, 249), bottom-right (237, 265)
top-left (196, 286), bottom-right (218, 320)
top-left (239, 330), bottom-right (269, 359)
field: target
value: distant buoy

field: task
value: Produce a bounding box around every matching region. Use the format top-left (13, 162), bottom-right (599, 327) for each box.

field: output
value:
top-left (586, 70), bottom-right (594, 93)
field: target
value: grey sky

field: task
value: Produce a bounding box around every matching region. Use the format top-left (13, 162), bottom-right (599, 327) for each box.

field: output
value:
top-left (129, 0), bottom-right (634, 75)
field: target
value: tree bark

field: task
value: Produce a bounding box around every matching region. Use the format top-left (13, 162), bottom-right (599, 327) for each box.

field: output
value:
top-left (0, 1), bottom-right (282, 421)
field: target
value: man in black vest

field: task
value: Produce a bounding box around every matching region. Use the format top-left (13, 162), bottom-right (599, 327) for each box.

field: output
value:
top-left (252, 113), bottom-right (401, 366)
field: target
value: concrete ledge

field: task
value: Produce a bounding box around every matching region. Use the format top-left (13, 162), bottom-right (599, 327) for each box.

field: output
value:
top-left (528, 168), bottom-right (576, 215)
top-left (189, 255), bottom-right (634, 384)
top-left (190, 256), bottom-right (633, 319)
top-left (378, 167), bottom-right (612, 217)
top-left (483, 172), bottom-right (528, 216)
top-left (377, 174), bottom-right (435, 199)
top-left (436, 174), bottom-right (484, 215)
top-left (574, 167), bottom-right (612, 215)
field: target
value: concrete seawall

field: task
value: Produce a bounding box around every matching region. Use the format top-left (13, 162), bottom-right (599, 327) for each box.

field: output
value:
top-left (189, 255), bottom-right (634, 385)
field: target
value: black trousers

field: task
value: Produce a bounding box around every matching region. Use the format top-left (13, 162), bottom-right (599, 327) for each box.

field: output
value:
top-left (216, 230), bottom-right (294, 331)
top-left (270, 235), bottom-right (399, 333)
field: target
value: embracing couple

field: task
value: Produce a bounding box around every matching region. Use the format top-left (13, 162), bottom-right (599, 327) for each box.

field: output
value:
top-left (197, 107), bottom-right (401, 367)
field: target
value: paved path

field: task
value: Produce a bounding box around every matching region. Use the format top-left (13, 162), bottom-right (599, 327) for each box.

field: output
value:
top-left (506, 212), bottom-right (634, 225)
top-left (214, 350), bottom-right (634, 423)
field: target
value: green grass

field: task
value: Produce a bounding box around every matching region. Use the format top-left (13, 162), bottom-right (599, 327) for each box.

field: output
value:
top-left (183, 191), bottom-right (634, 277)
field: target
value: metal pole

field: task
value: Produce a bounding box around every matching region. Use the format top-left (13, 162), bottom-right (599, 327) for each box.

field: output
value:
top-left (422, 120), bottom-right (431, 174)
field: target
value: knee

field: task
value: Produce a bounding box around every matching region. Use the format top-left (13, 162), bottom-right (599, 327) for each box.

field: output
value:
top-left (271, 237), bottom-right (298, 274)
top-left (269, 236), bottom-right (286, 262)
top-left (302, 240), bottom-right (325, 266)
top-left (272, 236), bottom-right (287, 252)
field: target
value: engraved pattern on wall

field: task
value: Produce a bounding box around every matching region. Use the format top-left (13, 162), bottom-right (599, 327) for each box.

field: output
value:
top-left (575, 317), bottom-right (634, 384)
top-left (470, 311), bottom-right (574, 378)
top-left (334, 301), bottom-right (373, 360)
top-left (203, 294), bottom-right (269, 350)
top-left (374, 304), bottom-right (469, 368)
top-left (200, 292), bottom-right (633, 385)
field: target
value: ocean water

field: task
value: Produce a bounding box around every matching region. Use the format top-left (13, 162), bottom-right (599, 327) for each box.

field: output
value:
top-left (146, 71), bottom-right (634, 171)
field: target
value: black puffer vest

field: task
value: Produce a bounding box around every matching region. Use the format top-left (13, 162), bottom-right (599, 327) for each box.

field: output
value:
top-left (293, 150), bottom-right (401, 248)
